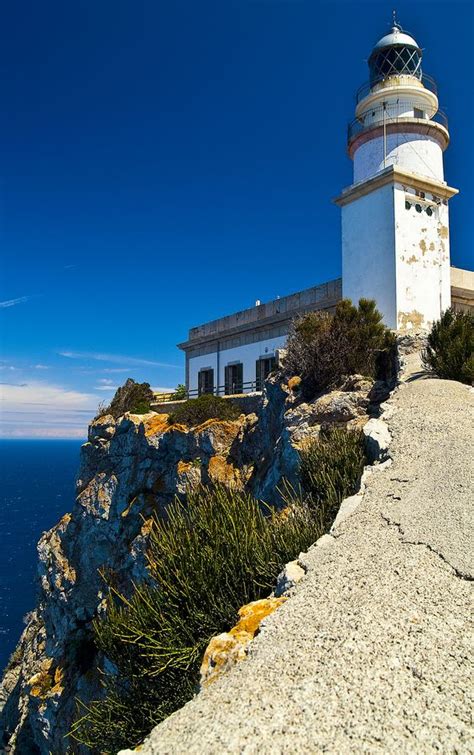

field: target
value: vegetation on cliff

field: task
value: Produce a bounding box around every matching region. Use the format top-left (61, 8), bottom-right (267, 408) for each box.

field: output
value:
top-left (285, 298), bottom-right (396, 399)
top-left (422, 308), bottom-right (474, 385)
top-left (71, 428), bottom-right (366, 752)
top-left (96, 378), bottom-right (155, 419)
top-left (168, 393), bottom-right (240, 426)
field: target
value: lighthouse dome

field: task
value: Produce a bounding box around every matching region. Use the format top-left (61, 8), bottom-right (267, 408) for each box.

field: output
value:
top-left (368, 23), bottom-right (422, 84)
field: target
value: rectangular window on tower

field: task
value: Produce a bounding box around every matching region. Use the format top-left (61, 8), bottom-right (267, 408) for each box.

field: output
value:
top-left (414, 107), bottom-right (424, 119)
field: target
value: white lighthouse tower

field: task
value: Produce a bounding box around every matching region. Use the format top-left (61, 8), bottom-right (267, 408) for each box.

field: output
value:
top-left (335, 18), bottom-right (458, 330)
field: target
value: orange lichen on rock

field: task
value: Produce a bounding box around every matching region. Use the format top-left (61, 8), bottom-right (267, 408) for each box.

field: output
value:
top-left (177, 460), bottom-right (192, 474)
top-left (200, 598), bottom-right (286, 686)
top-left (29, 661), bottom-right (64, 699)
top-left (207, 455), bottom-right (242, 489)
top-left (288, 376), bottom-right (302, 392)
top-left (28, 659), bottom-right (54, 698)
top-left (144, 414), bottom-right (170, 437)
top-left (194, 418), bottom-right (241, 435)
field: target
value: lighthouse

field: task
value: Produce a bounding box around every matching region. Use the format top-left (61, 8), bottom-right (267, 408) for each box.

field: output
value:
top-left (335, 19), bottom-right (458, 330)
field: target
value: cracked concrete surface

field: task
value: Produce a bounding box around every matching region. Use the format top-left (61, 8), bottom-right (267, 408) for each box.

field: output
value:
top-left (129, 367), bottom-right (474, 754)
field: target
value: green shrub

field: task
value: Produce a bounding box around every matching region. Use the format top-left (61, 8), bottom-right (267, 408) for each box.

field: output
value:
top-left (168, 393), bottom-right (240, 427)
top-left (70, 485), bottom-right (322, 751)
top-left (71, 428), bottom-right (365, 752)
top-left (422, 308), bottom-right (474, 385)
top-left (285, 298), bottom-right (396, 399)
top-left (173, 384), bottom-right (187, 400)
top-left (96, 379), bottom-right (154, 419)
top-left (299, 427), bottom-right (366, 524)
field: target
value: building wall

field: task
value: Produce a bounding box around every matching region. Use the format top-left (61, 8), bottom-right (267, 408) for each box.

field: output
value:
top-left (188, 334), bottom-right (288, 394)
top-left (341, 182), bottom-right (397, 327)
top-left (451, 267), bottom-right (474, 313)
top-left (394, 184), bottom-right (451, 329)
top-left (353, 133), bottom-right (444, 184)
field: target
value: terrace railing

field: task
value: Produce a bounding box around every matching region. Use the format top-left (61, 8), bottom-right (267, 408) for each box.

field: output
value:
top-left (153, 380), bottom-right (262, 404)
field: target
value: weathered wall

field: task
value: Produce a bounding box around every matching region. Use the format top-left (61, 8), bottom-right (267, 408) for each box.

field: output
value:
top-left (394, 184), bottom-right (451, 329)
top-left (353, 132), bottom-right (444, 184)
top-left (341, 182), bottom-right (397, 327)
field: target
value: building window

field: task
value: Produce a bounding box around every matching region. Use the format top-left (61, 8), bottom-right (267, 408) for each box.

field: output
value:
top-left (426, 206), bottom-right (433, 217)
top-left (224, 363), bottom-right (243, 395)
top-left (415, 203), bottom-right (422, 213)
top-left (414, 108), bottom-right (424, 119)
top-left (256, 356), bottom-right (276, 391)
top-left (198, 368), bottom-right (214, 396)
top-left (405, 200), bottom-right (411, 210)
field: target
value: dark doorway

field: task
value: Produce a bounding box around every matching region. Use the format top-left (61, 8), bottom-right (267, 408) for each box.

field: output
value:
top-left (198, 368), bottom-right (214, 396)
top-left (224, 363), bottom-right (243, 395)
top-left (256, 356), bottom-right (276, 391)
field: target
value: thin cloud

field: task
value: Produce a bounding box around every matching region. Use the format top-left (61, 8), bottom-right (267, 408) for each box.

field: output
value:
top-left (0, 296), bottom-right (30, 309)
top-left (0, 381), bottom-right (28, 387)
top-left (33, 364), bottom-right (49, 370)
top-left (0, 380), bottom-right (99, 439)
top-left (59, 350), bottom-right (179, 368)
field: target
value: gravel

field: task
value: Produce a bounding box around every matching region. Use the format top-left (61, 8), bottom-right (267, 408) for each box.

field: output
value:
top-left (123, 365), bottom-right (474, 755)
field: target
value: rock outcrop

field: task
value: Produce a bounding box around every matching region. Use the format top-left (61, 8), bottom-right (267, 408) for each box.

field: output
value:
top-left (0, 374), bottom-right (383, 753)
top-left (119, 363), bottom-right (474, 755)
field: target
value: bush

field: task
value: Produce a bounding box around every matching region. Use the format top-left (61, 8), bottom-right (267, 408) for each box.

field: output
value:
top-left (299, 427), bottom-right (366, 524)
top-left (70, 486), bottom-right (322, 751)
top-left (285, 298), bottom-right (396, 399)
top-left (71, 429), bottom-right (365, 752)
top-left (168, 393), bottom-right (240, 427)
top-left (96, 379), bottom-right (155, 420)
top-left (422, 308), bottom-right (474, 385)
top-left (173, 384), bottom-right (187, 400)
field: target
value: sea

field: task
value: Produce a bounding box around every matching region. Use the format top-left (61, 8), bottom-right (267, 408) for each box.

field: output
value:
top-left (0, 439), bottom-right (83, 673)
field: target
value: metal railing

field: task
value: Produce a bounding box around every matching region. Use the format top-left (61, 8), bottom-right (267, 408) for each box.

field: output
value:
top-left (347, 103), bottom-right (449, 143)
top-left (153, 380), bottom-right (263, 404)
top-left (355, 73), bottom-right (438, 104)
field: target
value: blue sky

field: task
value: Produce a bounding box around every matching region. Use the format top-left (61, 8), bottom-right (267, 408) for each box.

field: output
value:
top-left (1, 0), bottom-right (473, 438)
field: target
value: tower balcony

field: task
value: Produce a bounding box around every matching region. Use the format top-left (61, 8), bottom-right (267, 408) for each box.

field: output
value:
top-left (347, 101), bottom-right (449, 159)
top-left (355, 73), bottom-right (438, 104)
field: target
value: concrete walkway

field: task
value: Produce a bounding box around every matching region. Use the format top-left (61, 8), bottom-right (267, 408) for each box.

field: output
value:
top-left (129, 371), bottom-right (474, 754)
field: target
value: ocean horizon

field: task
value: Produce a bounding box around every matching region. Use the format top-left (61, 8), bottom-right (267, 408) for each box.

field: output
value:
top-left (0, 439), bottom-right (83, 672)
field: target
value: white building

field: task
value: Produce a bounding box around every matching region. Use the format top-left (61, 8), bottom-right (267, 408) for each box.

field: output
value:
top-left (178, 19), bottom-right (473, 397)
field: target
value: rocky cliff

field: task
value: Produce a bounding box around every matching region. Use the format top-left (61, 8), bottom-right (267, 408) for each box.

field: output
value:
top-left (0, 373), bottom-right (388, 753)
top-left (128, 353), bottom-right (473, 755)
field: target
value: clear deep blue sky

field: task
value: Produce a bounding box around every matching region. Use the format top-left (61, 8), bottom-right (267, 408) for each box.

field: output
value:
top-left (1, 0), bottom-right (473, 437)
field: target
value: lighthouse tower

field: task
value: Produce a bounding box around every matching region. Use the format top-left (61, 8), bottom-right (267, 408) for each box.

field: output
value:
top-left (335, 19), bottom-right (458, 330)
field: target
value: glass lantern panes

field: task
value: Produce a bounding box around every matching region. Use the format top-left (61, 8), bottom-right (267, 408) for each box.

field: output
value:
top-left (369, 45), bottom-right (422, 84)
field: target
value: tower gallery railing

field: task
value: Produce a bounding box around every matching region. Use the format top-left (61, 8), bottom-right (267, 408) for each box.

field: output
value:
top-left (347, 102), bottom-right (449, 143)
top-left (355, 73), bottom-right (438, 104)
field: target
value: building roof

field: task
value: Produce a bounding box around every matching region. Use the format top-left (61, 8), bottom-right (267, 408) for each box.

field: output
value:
top-left (372, 25), bottom-right (420, 52)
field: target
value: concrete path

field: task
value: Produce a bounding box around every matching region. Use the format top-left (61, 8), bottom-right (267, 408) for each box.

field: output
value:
top-left (130, 371), bottom-right (474, 754)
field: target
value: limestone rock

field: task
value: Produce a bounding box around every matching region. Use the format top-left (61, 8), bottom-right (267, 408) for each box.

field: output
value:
top-left (200, 598), bottom-right (286, 687)
top-left (363, 418), bottom-right (391, 462)
top-left (274, 560), bottom-right (306, 597)
top-left (309, 390), bottom-right (369, 423)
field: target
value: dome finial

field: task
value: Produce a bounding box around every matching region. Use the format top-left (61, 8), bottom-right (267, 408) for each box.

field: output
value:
top-left (392, 9), bottom-right (401, 32)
